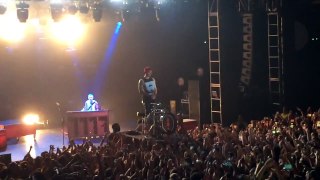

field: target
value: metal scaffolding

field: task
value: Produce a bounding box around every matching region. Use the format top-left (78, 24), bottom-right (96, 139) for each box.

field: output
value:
top-left (207, 0), bottom-right (285, 123)
top-left (266, 0), bottom-right (284, 106)
top-left (208, 0), bottom-right (222, 124)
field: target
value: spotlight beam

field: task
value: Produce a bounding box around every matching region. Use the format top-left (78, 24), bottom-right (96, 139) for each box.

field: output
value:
top-left (93, 22), bottom-right (122, 97)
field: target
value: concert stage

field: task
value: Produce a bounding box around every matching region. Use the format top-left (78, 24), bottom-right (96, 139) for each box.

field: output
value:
top-left (0, 120), bottom-right (137, 162)
top-left (0, 116), bottom-right (194, 162)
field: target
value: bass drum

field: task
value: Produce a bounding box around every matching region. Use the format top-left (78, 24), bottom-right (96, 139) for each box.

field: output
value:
top-left (160, 113), bottom-right (177, 134)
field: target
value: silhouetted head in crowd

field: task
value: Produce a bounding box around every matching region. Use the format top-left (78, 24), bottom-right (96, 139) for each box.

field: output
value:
top-left (112, 123), bottom-right (121, 133)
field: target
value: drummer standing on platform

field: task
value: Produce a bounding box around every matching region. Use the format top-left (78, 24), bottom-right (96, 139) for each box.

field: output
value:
top-left (138, 66), bottom-right (158, 115)
top-left (82, 93), bottom-right (99, 111)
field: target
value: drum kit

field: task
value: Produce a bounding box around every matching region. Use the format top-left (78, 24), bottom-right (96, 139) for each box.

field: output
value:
top-left (139, 102), bottom-right (177, 138)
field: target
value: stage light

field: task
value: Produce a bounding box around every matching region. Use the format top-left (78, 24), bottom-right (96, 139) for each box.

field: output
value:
top-left (0, 0), bottom-right (9, 15)
top-left (110, 0), bottom-right (123, 2)
top-left (68, 4), bottom-right (78, 15)
top-left (150, 0), bottom-right (166, 8)
top-left (49, 15), bottom-right (86, 45)
top-left (110, 0), bottom-right (128, 9)
top-left (16, 1), bottom-right (29, 23)
top-left (17, 9), bottom-right (28, 22)
top-left (50, 0), bottom-right (64, 21)
top-left (91, 1), bottom-right (103, 22)
top-left (0, 15), bottom-right (26, 42)
top-left (0, 5), bottom-right (6, 15)
top-left (23, 114), bottom-right (40, 125)
top-left (50, 4), bottom-right (63, 21)
top-left (155, 0), bottom-right (164, 6)
top-left (150, 0), bottom-right (165, 21)
top-left (79, 0), bottom-right (89, 14)
top-left (16, 1), bottom-right (29, 10)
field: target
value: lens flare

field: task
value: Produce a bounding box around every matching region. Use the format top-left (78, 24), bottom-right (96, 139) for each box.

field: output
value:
top-left (23, 113), bottom-right (40, 125)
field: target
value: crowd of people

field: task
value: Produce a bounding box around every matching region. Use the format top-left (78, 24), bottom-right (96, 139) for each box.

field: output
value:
top-left (0, 107), bottom-right (320, 180)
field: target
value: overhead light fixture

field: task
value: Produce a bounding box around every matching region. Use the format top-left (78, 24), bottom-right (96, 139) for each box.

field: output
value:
top-left (50, 3), bottom-right (63, 21)
top-left (109, 0), bottom-right (128, 22)
top-left (153, 0), bottom-right (164, 21)
top-left (0, 5), bottom-right (6, 15)
top-left (79, 0), bottom-right (89, 14)
top-left (68, 4), bottom-right (78, 15)
top-left (0, 0), bottom-right (9, 15)
top-left (50, 0), bottom-right (64, 21)
top-left (91, 1), bottom-right (103, 22)
top-left (110, 0), bottom-right (128, 10)
top-left (16, 1), bottom-right (29, 23)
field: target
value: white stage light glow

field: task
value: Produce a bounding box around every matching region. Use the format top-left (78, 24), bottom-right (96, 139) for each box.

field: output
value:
top-left (0, 0), bottom-right (10, 6)
top-left (110, 0), bottom-right (123, 2)
top-left (49, 14), bottom-right (87, 46)
top-left (50, 0), bottom-right (64, 4)
top-left (0, 15), bottom-right (27, 42)
top-left (23, 114), bottom-right (40, 125)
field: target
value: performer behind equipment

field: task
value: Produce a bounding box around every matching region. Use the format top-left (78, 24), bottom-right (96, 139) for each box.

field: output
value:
top-left (138, 66), bottom-right (158, 115)
top-left (81, 93), bottom-right (100, 111)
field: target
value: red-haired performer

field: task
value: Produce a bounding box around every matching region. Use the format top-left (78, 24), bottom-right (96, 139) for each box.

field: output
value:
top-left (138, 66), bottom-right (158, 115)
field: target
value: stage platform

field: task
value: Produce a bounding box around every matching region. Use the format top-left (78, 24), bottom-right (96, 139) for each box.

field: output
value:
top-left (0, 120), bottom-right (137, 162)
top-left (0, 118), bottom-right (195, 162)
top-left (0, 119), bottom-right (38, 150)
top-left (0, 120), bottom-right (37, 139)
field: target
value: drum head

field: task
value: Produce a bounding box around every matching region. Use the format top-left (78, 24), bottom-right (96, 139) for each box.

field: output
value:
top-left (160, 113), bottom-right (177, 134)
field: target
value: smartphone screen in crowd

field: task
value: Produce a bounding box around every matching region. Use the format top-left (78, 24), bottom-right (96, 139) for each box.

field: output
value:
top-left (283, 163), bottom-right (293, 171)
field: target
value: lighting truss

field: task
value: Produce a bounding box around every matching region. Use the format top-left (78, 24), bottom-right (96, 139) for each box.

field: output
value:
top-left (0, 0), bottom-right (199, 23)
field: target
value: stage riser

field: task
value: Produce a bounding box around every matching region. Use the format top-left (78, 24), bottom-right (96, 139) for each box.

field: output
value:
top-left (66, 111), bottom-right (110, 140)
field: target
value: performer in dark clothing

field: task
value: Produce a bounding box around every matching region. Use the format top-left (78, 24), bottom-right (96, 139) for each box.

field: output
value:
top-left (176, 77), bottom-right (188, 115)
top-left (138, 66), bottom-right (158, 115)
top-left (196, 67), bottom-right (211, 126)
